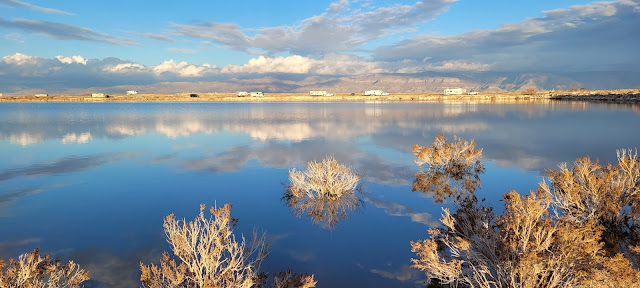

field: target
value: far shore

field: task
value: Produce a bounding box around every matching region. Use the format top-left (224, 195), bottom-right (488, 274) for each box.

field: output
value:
top-left (1, 89), bottom-right (639, 103)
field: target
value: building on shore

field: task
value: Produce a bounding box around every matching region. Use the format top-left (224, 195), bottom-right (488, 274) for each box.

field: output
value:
top-left (92, 93), bottom-right (105, 98)
top-left (310, 90), bottom-right (327, 96)
top-left (237, 91), bottom-right (249, 97)
top-left (35, 93), bottom-right (48, 97)
top-left (365, 90), bottom-right (390, 96)
top-left (250, 92), bottom-right (264, 97)
top-left (444, 88), bottom-right (467, 95)
top-left (126, 90), bottom-right (138, 95)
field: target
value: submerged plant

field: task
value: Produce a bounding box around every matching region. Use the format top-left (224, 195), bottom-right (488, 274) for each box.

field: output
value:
top-left (412, 133), bottom-right (485, 202)
top-left (0, 248), bottom-right (90, 288)
top-left (285, 156), bottom-right (363, 230)
top-left (411, 147), bottom-right (640, 287)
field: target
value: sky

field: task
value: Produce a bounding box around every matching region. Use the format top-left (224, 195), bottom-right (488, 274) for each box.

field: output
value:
top-left (1, 0), bottom-right (639, 92)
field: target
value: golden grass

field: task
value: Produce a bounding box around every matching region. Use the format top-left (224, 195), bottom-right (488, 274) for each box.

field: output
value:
top-left (1, 89), bottom-right (635, 102)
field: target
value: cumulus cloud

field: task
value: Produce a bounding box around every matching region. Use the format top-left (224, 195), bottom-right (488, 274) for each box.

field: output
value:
top-left (2, 52), bottom-right (39, 65)
top-left (0, 17), bottom-right (137, 46)
top-left (375, 0), bottom-right (640, 72)
top-left (170, 0), bottom-right (457, 55)
top-left (61, 132), bottom-right (91, 144)
top-left (55, 55), bottom-right (87, 65)
top-left (222, 53), bottom-right (386, 75)
top-left (0, 0), bottom-right (72, 15)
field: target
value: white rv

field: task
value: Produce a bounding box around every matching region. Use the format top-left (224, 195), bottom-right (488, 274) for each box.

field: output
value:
top-left (444, 88), bottom-right (467, 95)
top-left (250, 92), bottom-right (264, 97)
top-left (310, 91), bottom-right (327, 96)
top-left (237, 91), bottom-right (249, 97)
top-left (364, 90), bottom-right (383, 96)
top-left (126, 90), bottom-right (138, 95)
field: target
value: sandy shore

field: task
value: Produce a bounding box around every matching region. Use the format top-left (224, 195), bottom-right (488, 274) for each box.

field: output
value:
top-left (1, 90), bottom-right (639, 103)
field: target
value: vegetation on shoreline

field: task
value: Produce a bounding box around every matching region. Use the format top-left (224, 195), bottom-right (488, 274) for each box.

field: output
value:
top-left (411, 136), bottom-right (640, 287)
top-left (1, 89), bottom-right (639, 103)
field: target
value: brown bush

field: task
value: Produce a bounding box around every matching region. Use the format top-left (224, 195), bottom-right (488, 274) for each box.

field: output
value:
top-left (0, 249), bottom-right (89, 288)
top-left (285, 156), bottom-right (363, 230)
top-left (140, 204), bottom-right (316, 288)
top-left (412, 134), bottom-right (485, 202)
top-left (411, 147), bottom-right (640, 287)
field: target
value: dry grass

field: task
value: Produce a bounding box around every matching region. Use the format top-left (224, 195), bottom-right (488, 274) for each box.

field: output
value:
top-left (0, 248), bottom-right (89, 288)
top-left (411, 142), bottom-right (640, 287)
top-left (412, 134), bottom-right (485, 202)
top-left (285, 156), bottom-right (363, 230)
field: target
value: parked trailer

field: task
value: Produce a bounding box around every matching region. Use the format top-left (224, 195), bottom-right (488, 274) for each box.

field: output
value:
top-left (250, 92), bottom-right (264, 97)
top-left (310, 90), bottom-right (327, 96)
top-left (444, 88), bottom-right (467, 95)
top-left (237, 91), bottom-right (249, 97)
top-left (364, 90), bottom-right (383, 96)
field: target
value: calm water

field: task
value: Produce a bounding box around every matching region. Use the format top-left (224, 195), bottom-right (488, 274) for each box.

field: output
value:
top-left (1, 101), bottom-right (639, 287)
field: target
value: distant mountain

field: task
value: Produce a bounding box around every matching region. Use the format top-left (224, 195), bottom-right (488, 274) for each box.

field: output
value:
top-left (23, 71), bottom-right (640, 95)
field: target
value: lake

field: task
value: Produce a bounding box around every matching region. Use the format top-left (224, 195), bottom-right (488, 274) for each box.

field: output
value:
top-left (1, 101), bottom-right (639, 287)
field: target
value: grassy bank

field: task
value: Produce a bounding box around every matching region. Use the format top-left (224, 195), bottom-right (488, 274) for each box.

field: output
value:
top-left (1, 89), bottom-right (639, 103)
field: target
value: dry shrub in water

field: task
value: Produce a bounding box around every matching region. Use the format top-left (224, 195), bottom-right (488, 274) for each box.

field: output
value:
top-left (140, 203), bottom-right (268, 288)
top-left (0, 248), bottom-right (89, 288)
top-left (285, 156), bottom-right (363, 230)
top-left (411, 147), bottom-right (640, 287)
top-left (413, 134), bottom-right (485, 202)
top-left (140, 204), bottom-right (316, 288)
top-left (288, 156), bottom-right (360, 198)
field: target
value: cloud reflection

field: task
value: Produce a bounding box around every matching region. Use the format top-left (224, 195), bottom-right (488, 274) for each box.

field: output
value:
top-left (0, 152), bottom-right (139, 181)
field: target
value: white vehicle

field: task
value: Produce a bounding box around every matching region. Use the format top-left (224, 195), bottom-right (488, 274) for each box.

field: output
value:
top-left (364, 90), bottom-right (383, 96)
top-left (237, 91), bottom-right (249, 97)
top-left (250, 92), bottom-right (264, 97)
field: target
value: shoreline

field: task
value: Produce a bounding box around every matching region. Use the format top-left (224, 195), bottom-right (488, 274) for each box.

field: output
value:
top-left (1, 89), bottom-right (639, 103)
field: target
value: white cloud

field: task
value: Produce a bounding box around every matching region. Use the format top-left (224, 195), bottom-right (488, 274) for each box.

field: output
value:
top-left (0, 17), bottom-right (137, 46)
top-left (2, 52), bottom-right (39, 65)
top-left (0, 0), bottom-right (73, 15)
top-left (55, 55), bottom-right (87, 65)
top-left (153, 59), bottom-right (216, 77)
top-left (61, 132), bottom-right (91, 144)
top-left (375, 0), bottom-right (640, 72)
top-left (222, 53), bottom-right (386, 75)
top-left (170, 0), bottom-right (457, 55)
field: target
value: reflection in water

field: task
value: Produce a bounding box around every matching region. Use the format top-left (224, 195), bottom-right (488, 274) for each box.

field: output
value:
top-left (412, 134), bottom-right (485, 202)
top-left (284, 157), bottom-right (364, 230)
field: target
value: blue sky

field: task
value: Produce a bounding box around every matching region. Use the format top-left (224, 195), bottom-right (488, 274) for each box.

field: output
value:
top-left (1, 0), bottom-right (639, 92)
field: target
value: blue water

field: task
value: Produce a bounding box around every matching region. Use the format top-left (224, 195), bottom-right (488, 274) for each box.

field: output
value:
top-left (1, 101), bottom-right (639, 287)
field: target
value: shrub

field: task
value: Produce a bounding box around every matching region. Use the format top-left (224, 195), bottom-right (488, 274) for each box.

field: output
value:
top-left (0, 248), bottom-right (89, 288)
top-left (412, 134), bottom-right (485, 202)
top-left (285, 156), bottom-right (363, 230)
top-left (288, 156), bottom-right (360, 199)
top-left (140, 204), bottom-right (317, 288)
top-left (411, 142), bottom-right (640, 287)
top-left (140, 203), bottom-right (268, 288)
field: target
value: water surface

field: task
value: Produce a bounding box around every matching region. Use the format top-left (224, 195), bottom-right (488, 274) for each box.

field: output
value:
top-left (1, 101), bottom-right (639, 287)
